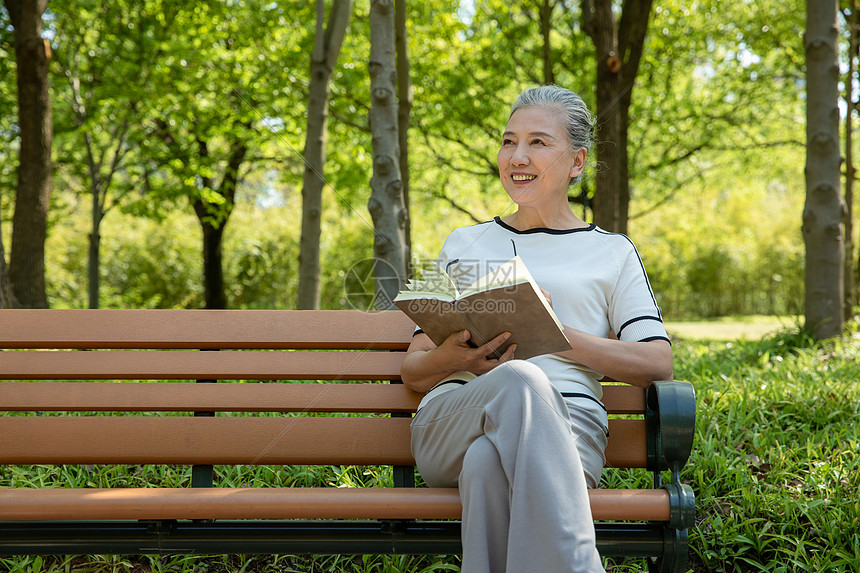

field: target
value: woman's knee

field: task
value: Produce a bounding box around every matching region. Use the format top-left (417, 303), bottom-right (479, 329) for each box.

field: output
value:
top-left (488, 360), bottom-right (557, 399)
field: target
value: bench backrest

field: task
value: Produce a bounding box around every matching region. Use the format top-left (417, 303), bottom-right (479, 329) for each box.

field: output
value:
top-left (0, 309), bottom-right (648, 469)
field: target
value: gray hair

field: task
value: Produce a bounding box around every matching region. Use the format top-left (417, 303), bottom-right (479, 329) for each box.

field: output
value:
top-left (509, 85), bottom-right (595, 185)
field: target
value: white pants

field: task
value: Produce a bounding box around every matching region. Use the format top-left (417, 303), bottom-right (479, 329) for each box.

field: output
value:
top-left (410, 360), bottom-right (606, 573)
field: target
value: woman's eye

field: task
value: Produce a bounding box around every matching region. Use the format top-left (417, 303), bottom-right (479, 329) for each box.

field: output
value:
top-left (502, 139), bottom-right (515, 145)
top-left (530, 139), bottom-right (546, 146)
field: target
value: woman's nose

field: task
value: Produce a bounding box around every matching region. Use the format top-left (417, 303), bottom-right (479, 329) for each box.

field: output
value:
top-left (511, 144), bottom-right (529, 166)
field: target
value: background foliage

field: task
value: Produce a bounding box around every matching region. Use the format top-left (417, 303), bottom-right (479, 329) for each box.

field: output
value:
top-left (1, 0), bottom-right (814, 318)
top-left (3, 3), bottom-right (858, 572)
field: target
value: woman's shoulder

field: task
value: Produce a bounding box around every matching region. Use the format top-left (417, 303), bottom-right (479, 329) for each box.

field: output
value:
top-left (588, 226), bottom-right (641, 252)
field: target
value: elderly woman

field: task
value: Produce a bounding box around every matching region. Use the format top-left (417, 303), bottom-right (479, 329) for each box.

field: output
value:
top-left (401, 85), bottom-right (673, 573)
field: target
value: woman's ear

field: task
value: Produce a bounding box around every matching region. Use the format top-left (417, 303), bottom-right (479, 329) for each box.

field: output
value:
top-left (569, 147), bottom-right (587, 177)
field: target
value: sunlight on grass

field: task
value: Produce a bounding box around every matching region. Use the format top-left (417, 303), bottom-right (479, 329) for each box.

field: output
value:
top-left (665, 315), bottom-right (800, 342)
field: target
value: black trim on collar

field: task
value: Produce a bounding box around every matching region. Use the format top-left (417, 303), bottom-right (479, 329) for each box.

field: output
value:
top-left (493, 216), bottom-right (596, 235)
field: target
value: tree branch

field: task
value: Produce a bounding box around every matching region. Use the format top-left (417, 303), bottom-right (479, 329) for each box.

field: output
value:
top-left (423, 177), bottom-right (485, 224)
top-left (413, 117), bottom-right (498, 178)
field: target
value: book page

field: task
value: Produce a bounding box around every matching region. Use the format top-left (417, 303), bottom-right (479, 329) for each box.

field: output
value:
top-left (457, 256), bottom-right (529, 298)
top-left (393, 263), bottom-right (458, 302)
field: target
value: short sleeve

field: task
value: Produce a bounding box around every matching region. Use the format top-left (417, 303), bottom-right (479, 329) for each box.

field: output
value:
top-left (608, 240), bottom-right (670, 344)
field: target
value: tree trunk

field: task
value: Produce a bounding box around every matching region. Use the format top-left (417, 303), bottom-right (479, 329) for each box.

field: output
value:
top-left (803, 0), bottom-right (845, 339)
top-left (192, 139), bottom-right (247, 310)
top-left (69, 78), bottom-right (130, 309)
top-left (395, 0), bottom-right (412, 275)
top-left (6, 0), bottom-right (52, 308)
top-left (198, 222), bottom-right (227, 310)
top-left (85, 130), bottom-right (105, 309)
top-left (297, 0), bottom-right (352, 310)
top-left (368, 0), bottom-right (408, 309)
top-left (583, 0), bottom-right (653, 234)
top-left (0, 224), bottom-right (18, 309)
top-left (843, 3), bottom-right (859, 318)
top-left (84, 125), bottom-right (129, 310)
top-left (89, 198), bottom-right (103, 309)
top-left (539, 0), bottom-right (555, 84)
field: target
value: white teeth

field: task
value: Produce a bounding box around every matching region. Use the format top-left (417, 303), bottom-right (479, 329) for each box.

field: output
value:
top-left (512, 175), bottom-right (536, 181)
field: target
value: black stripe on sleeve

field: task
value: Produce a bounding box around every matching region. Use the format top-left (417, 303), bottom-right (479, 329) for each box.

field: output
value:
top-left (616, 315), bottom-right (663, 338)
top-left (640, 335), bottom-right (672, 345)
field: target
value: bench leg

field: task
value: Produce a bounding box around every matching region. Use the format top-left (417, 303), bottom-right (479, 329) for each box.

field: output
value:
top-left (648, 527), bottom-right (688, 573)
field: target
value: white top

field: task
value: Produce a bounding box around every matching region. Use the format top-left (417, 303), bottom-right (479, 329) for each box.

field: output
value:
top-left (416, 217), bottom-right (669, 409)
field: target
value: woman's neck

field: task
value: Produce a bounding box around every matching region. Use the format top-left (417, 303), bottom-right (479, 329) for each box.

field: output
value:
top-left (501, 207), bottom-right (588, 231)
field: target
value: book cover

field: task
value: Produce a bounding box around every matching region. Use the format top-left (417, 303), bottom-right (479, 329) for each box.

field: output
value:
top-left (393, 256), bottom-right (572, 360)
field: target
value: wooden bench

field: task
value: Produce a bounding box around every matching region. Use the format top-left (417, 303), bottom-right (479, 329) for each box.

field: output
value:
top-left (0, 309), bottom-right (695, 572)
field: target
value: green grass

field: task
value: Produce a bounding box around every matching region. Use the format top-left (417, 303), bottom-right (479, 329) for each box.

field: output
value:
top-left (681, 329), bottom-right (859, 572)
top-left (2, 327), bottom-right (859, 572)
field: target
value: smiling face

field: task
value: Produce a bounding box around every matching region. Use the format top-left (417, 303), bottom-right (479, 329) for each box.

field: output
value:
top-left (497, 105), bottom-right (586, 211)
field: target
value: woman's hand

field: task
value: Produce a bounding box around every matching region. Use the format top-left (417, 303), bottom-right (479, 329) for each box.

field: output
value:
top-left (400, 330), bottom-right (517, 394)
top-left (439, 329), bottom-right (517, 375)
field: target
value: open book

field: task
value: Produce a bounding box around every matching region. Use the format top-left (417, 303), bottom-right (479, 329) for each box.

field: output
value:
top-left (393, 256), bottom-right (571, 360)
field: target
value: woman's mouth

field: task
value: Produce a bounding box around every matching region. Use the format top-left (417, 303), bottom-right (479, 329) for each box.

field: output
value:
top-left (511, 174), bottom-right (537, 182)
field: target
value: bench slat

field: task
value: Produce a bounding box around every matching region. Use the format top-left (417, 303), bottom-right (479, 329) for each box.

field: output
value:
top-left (0, 310), bottom-right (416, 350)
top-left (0, 351), bottom-right (405, 381)
top-left (0, 382), bottom-right (644, 415)
top-left (604, 419), bottom-right (647, 467)
top-left (0, 487), bottom-right (670, 522)
top-left (0, 417), bottom-right (647, 468)
top-left (600, 385), bottom-right (646, 414)
top-left (0, 417), bottom-right (416, 466)
top-left (0, 382), bottom-right (422, 413)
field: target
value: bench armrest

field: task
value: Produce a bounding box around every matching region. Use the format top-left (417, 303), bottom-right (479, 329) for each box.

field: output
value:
top-left (645, 381), bottom-right (696, 475)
